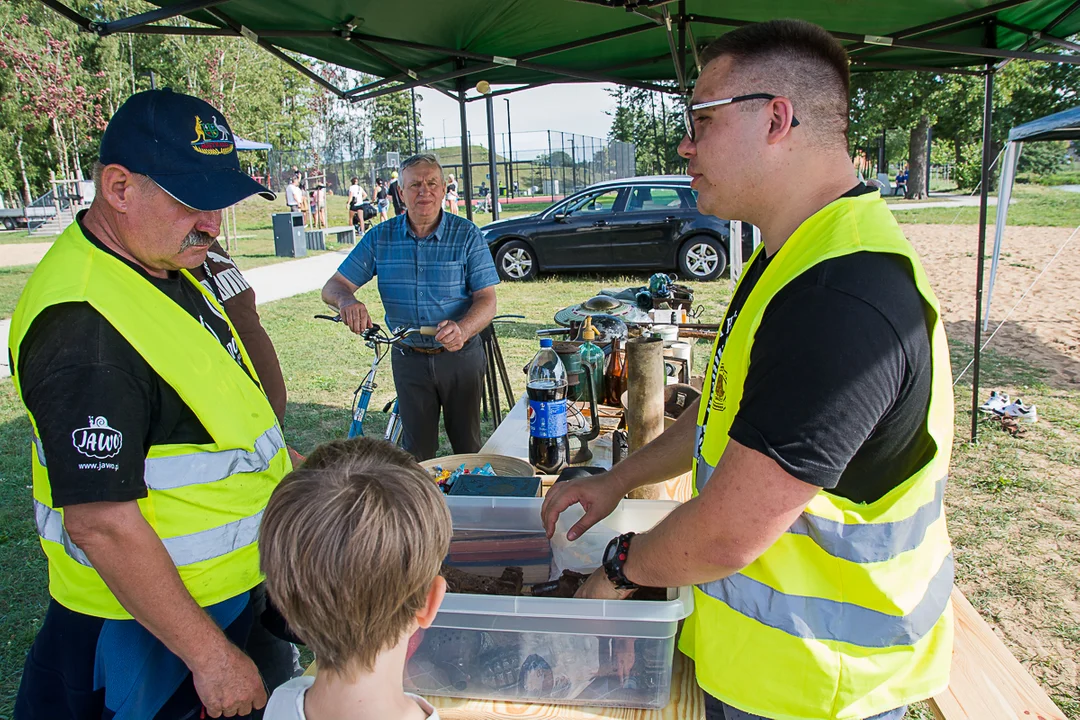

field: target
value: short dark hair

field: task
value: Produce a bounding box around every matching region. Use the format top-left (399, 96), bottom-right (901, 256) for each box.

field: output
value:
top-left (701, 19), bottom-right (850, 146)
top-left (351, 176), bottom-right (358, 184)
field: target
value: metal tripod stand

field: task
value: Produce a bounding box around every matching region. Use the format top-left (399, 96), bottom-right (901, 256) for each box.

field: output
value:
top-left (478, 315), bottom-right (522, 427)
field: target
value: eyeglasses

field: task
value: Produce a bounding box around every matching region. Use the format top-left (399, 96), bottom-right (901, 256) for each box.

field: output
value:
top-left (683, 93), bottom-right (800, 142)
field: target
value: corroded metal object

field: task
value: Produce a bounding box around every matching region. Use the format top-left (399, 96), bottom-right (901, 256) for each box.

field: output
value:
top-left (518, 653), bottom-right (555, 697)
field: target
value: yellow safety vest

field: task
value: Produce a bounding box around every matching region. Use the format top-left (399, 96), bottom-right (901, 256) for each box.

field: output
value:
top-left (680, 192), bottom-right (954, 720)
top-left (9, 222), bottom-right (291, 619)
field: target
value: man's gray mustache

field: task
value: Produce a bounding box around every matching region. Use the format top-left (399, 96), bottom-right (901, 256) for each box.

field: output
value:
top-left (180, 230), bottom-right (214, 251)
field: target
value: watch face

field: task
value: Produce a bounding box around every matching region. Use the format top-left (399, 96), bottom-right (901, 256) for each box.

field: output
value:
top-left (603, 537), bottom-right (618, 565)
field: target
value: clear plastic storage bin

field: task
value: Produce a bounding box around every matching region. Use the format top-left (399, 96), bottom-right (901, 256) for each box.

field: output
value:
top-left (405, 497), bottom-right (693, 710)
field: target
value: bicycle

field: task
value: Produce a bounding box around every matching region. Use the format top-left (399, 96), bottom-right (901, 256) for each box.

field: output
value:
top-left (315, 314), bottom-right (435, 442)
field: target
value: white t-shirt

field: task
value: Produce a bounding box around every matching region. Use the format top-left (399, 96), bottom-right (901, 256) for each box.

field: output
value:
top-left (264, 676), bottom-right (441, 720)
top-left (285, 184), bottom-right (301, 207)
top-left (348, 184), bottom-right (365, 204)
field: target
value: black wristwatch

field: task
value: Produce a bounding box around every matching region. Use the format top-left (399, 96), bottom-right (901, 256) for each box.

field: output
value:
top-left (602, 532), bottom-right (640, 591)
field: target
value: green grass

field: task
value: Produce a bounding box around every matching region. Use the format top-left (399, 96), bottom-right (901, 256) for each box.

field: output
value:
top-left (1028, 170), bottom-right (1080, 186)
top-left (891, 184), bottom-right (1080, 226)
top-left (0, 266), bottom-right (35, 319)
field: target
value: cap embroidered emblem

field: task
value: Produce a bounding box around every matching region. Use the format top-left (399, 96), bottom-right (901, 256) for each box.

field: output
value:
top-left (191, 115), bottom-right (234, 156)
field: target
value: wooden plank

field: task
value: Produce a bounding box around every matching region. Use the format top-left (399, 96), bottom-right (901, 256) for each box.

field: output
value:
top-left (929, 588), bottom-right (1067, 720)
top-left (425, 650), bottom-right (704, 720)
top-left (481, 394), bottom-right (692, 502)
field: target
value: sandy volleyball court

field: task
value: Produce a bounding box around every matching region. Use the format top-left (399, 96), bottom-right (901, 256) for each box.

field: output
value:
top-left (903, 224), bottom-right (1080, 387)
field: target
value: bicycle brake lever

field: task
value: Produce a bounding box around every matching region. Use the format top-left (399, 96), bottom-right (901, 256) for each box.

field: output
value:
top-left (314, 314), bottom-right (342, 322)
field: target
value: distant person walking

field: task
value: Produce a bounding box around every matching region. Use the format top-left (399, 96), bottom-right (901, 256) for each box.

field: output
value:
top-left (285, 177), bottom-right (301, 213)
top-left (445, 173), bottom-right (459, 215)
top-left (388, 170), bottom-right (405, 216)
top-left (314, 184), bottom-right (328, 229)
top-left (347, 176), bottom-right (368, 232)
top-left (376, 178), bottom-right (390, 223)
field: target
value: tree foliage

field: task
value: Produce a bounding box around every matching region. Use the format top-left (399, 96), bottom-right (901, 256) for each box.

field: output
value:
top-left (0, 0), bottom-right (420, 205)
top-left (607, 85), bottom-right (684, 176)
top-left (850, 54), bottom-right (1080, 192)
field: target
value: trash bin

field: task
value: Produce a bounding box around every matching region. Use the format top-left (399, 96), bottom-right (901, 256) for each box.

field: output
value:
top-left (272, 212), bottom-right (306, 258)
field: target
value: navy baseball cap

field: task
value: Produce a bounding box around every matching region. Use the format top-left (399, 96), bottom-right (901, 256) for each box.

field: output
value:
top-left (99, 88), bottom-right (275, 211)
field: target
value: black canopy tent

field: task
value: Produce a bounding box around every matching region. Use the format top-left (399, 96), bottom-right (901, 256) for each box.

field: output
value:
top-left (39, 0), bottom-right (1080, 441)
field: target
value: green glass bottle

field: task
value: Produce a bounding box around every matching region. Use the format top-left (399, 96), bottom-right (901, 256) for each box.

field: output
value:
top-left (578, 317), bottom-right (605, 406)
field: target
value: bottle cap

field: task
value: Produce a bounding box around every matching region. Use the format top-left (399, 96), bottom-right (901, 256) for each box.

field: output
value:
top-left (539, 337), bottom-right (553, 348)
top-left (582, 317), bottom-right (597, 341)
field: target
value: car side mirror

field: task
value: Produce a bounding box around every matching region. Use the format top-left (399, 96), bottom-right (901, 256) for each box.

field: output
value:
top-left (553, 212), bottom-right (569, 222)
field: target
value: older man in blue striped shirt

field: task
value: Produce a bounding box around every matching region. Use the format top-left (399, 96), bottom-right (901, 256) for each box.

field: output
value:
top-left (322, 153), bottom-right (499, 460)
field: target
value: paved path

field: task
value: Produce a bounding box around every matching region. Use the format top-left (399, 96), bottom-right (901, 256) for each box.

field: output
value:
top-left (888, 196), bottom-right (999, 211)
top-left (0, 249), bottom-right (349, 379)
top-left (243, 249), bottom-right (348, 306)
top-left (0, 242), bottom-right (54, 268)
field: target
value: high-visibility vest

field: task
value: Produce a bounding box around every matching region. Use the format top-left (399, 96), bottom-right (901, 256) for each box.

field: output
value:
top-left (680, 192), bottom-right (954, 720)
top-left (9, 222), bottom-right (290, 619)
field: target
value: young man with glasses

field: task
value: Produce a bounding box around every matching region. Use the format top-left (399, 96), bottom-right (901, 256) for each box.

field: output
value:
top-left (543, 19), bottom-right (954, 720)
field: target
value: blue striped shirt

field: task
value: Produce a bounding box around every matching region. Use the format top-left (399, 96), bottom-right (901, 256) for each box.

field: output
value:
top-left (336, 211), bottom-right (500, 348)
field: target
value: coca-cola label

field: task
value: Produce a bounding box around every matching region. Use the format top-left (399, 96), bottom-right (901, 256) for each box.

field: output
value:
top-left (528, 400), bottom-right (567, 439)
top-left (71, 416), bottom-right (123, 460)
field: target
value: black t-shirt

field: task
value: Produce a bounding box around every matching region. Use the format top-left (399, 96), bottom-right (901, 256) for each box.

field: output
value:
top-left (715, 185), bottom-right (934, 504)
top-left (388, 180), bottom-right (404, 213)
top-left (377, 187), bottom-right (388, 202)
top-left (16, 215), bottom-right (256, 507)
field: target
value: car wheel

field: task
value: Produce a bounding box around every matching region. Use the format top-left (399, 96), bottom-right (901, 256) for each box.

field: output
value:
top-left (678, 235), bottom-right (727, 281)
top-left (1, 218), bottom-right (14, 231)
top-left (495, 240), bottom-right (537, 281)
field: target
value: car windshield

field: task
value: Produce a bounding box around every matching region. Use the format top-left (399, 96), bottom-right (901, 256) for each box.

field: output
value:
top-left (556, 188), bottom-right (620, 216)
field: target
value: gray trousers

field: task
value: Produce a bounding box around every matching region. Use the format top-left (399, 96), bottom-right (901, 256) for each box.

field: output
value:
top-left (705, 694), bottom-right (907, 720)
top-left (390, 335), bottom-right (485, 461)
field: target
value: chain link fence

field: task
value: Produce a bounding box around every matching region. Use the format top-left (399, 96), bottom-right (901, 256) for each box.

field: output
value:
top-left (261, 130), bottom-right (635, 205)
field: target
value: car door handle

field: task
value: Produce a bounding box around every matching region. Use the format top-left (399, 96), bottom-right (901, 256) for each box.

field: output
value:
top-left (665, 216), bottom-right (678, 222)
top-left (593, 220), bottom-right (608, 227)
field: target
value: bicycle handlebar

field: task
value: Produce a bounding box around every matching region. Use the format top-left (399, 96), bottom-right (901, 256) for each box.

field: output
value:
top-left (314, 314), bottom-right (432, 345)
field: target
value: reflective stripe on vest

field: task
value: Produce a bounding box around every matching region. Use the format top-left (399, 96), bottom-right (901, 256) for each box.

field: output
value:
top-left (144, 424), bottom-right (285, 490)
top-left (699, 552), bottom-right (954, 649)
top-left (35, 499), bottom-right (264, 568)
top-left (33, 434), bottom-right (46, 467)
top-left (788, 475), bottom-right (948, 564)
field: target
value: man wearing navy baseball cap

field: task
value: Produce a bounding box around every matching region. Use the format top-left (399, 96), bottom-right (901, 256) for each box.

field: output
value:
top-left (10, 89), bottom-right (291, 719)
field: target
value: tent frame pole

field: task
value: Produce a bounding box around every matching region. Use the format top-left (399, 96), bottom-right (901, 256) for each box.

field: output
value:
top-left (90, 0), bottom-right (229, 35)
top-left (688, 13), bottom-right (1080, 66)
top-left (971, 63), bottom-right (995, 443)
top-left (485, 91), bottom-right (499, 221)
top-left (843, 0), bottom-right (1034, 55)
top-left (457, 66), bottom-right (474, 223)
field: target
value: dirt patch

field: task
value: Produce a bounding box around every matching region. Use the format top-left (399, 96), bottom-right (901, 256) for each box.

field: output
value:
top-left (902, 224), bottom-right (1080, 388)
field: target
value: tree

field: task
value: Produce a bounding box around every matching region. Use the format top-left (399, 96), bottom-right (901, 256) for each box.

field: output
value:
top-left (850, 71), bottom-right (943, 198)
top-left (368, 89), bottom-right (419, 162)
top-left (0, 14), bottom-right (111, 183)
top-left (607, 85), bottom-right (684, 176)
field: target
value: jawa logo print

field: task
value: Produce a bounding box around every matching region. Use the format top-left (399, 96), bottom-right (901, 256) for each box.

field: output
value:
top-left (191, 115), bottom-right (234, 156)
top-left (72, 417), bottom-right (123, 459)
top-left (710, 366), bottom-right (727, 412)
